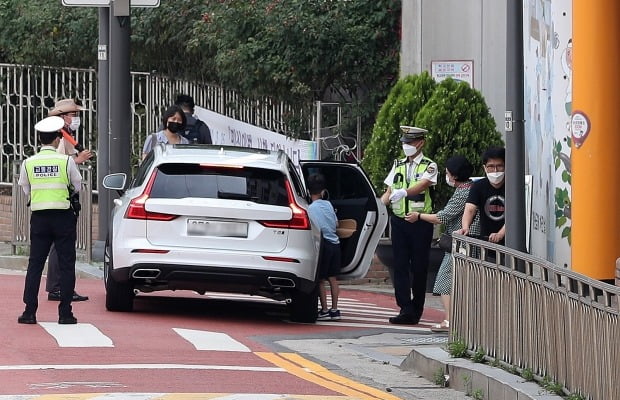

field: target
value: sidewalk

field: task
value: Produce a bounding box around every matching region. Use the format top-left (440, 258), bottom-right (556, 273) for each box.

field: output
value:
top-left (0, 243), bottom-right (560, 400)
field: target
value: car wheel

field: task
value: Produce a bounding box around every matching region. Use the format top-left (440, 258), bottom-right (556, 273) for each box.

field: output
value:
top-left (104, 238), bottom-right (135, 312)
top-left (289, 285), bottom-right (319, 323)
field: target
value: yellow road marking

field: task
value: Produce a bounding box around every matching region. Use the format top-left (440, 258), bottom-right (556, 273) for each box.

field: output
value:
top-left (255, 352), bottom-right (401, 400)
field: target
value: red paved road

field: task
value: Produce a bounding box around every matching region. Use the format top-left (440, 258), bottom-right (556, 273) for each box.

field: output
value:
top-left (1, 273), bottom-right (441, 396)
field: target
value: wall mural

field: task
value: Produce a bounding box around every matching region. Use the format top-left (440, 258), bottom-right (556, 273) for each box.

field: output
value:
top-left (523, 0), bottom-right (572, 267)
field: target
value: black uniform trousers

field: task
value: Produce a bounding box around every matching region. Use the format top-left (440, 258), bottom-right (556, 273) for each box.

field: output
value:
top-left (390, 214), bottom-right (433, 320)
top-left (23, 209), bottom-right (77, 317)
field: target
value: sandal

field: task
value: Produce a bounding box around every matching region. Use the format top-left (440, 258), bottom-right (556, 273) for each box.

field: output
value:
top-left (430, 320), bottom-right (450, 333)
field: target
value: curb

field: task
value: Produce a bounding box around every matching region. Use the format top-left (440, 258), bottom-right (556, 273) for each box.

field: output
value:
top-left (401, 346), bottom-right (563, 400)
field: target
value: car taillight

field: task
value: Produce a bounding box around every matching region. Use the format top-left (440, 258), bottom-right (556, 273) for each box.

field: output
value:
top-left (124, 170), bottom-right (179, 221)
top-left (259, 180), bottom-right (310, 230)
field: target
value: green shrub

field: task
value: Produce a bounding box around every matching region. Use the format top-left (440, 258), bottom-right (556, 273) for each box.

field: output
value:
top-left (361, 72), bottom-right (436, 192)
top-left (415, 78), bottom-right (503, 209)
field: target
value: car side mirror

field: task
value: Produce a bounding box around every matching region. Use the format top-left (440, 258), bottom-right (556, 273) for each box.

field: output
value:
top-left (102, 173), bottom-right (127, 196)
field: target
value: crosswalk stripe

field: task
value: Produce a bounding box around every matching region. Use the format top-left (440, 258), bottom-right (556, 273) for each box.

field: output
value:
top-left (38, 323), bottom-right (114, 347)
top-left (173, 328), bottom-right (251, 352)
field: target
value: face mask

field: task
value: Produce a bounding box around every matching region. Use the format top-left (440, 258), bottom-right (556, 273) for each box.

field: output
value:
top-left (445, 174), bottom-right (455, 187)
top-left (486, 171), bottom-right (505, 185)
top-left (167, 121), bottom-right (184, 134)
top-left (402, 144), bottom-right (417, 157)
top-left (69, 117), bottom-right (81, 131)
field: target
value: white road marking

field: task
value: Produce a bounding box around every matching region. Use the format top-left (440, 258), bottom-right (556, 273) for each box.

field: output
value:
top-left (173, 328), bottom-right (251, 352)
top-left (38, 323), bottom-right (113, 347)
top-left (0, 363), bottom-right (282, 372)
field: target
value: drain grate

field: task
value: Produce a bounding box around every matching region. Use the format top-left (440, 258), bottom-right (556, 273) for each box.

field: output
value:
top-left (403, 336), bottom-right (449, 345)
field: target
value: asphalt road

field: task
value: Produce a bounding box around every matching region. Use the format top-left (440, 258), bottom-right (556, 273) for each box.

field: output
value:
top-left (0, 255), bottom-right (469, 400)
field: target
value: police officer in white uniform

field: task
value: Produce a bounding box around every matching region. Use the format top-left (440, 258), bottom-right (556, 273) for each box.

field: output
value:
top-left (381, 126), bottom-right (438, 325)
top-left (17, 116), bottom-right (82, 325)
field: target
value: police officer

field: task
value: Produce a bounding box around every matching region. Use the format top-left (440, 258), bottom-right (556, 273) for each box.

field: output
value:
top-left (381, 126), bottom-right (437, 324)
top-left (17, 116), bottom-right (82, 325)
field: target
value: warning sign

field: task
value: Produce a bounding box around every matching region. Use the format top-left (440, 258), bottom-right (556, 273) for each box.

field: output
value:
top-left (431, 60), bottom-right (474, 87)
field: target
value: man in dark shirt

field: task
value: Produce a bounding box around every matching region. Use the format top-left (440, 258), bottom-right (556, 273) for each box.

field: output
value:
top-left (457, 147), bottom-right (506, 244)
top-left (175, 94), bottom-right (212, 144)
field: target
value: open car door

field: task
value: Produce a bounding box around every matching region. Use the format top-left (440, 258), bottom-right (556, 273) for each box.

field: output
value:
top-left (300, 161), bottom-right (388, 280)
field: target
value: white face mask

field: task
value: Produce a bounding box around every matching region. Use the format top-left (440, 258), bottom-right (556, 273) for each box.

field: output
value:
top-left (402, 144), bottom-right (417, 157)
top-left (69, 117), bottom-right (81, 131)
top-left (445, 174), bottom-right (455, 187)
top-left (486, 171), bottom-right (505, 185)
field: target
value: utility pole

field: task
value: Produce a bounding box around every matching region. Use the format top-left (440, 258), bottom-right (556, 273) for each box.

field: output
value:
top-left (96, 7), bottom-right (110, 254)
top-left (505, 0), bottom-right (527, 253)
top-left (108, 0), bottom-right (131, 178)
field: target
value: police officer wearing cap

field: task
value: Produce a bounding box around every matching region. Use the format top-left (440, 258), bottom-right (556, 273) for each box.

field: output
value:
top-left (17, 116), bottom-right (82, 325)
top-left (381, 126), bottom-right (438, 325)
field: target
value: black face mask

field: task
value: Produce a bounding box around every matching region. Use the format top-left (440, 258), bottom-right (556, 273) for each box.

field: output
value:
top-left (167, 121), bottom-right (184, 133)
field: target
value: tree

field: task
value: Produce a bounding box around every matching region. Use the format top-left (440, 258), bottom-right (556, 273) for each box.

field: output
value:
top-left (0, 0), bottom-right (98, 68)
top-left (415, 78), bottom-right (503, 209)
top-left (361, 72), bottom-right (436, 192)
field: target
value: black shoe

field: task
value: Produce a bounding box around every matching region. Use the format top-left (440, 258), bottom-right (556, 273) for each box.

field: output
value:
top-left (389, 313), bottom-right (419, 325)
top-left (58, 315), bottom-right (78, 324)
top-left (48, 291), bottom-right (89, 302)
top-left (18, 313), bottom-right (37, 324)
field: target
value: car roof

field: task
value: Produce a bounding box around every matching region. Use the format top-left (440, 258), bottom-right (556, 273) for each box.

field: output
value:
top-left (155, 144), bottom-right (289, 170)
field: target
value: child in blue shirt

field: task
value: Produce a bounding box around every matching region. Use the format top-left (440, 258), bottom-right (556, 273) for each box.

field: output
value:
top-left (307, 174), bottom-right (341, 321)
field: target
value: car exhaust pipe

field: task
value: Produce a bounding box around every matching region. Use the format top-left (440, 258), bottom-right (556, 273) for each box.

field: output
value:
top-left (132, 268), bottom-right (161, 279)
top-left (267, 277), bottom-right (296, 288)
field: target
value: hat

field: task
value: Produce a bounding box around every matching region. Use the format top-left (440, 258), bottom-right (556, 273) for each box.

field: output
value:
top-left (34, 116), bottom-right (64, 133)
top-left (48, 99), bottom-right (84, 116)
top-left (399, 126), bottom-right (428, 142)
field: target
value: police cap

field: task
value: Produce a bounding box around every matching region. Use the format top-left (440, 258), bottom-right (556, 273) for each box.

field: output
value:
top-left (35, 116), bottom-right (64, 134)
top-left (399, 126), bottom-right (428, 142)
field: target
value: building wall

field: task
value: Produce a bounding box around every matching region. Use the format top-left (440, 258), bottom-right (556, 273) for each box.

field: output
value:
top-left (401, 0), bottom-right (573, 267)
top-left (401, 0), bottom-right (507, 134)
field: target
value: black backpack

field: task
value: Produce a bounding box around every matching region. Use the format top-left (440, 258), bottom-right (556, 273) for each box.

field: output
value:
top-left (183, 119), bottom-right (206, 144)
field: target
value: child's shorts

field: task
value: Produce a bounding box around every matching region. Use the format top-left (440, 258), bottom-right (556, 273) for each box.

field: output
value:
top-left (318, 239), bottom-right (341, 280)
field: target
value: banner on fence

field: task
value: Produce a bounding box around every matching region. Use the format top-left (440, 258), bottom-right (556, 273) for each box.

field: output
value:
top-left (195, 107), bottom-right (317, 164)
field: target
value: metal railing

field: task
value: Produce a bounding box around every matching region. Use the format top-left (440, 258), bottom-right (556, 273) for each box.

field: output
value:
top-left (451, 234), bottom-right (619, 400)
top-left (12, 162), bottom-right (93, 262)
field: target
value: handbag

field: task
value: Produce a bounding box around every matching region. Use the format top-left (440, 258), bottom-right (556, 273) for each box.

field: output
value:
top-left (438, 232), bottom-right (453, 253)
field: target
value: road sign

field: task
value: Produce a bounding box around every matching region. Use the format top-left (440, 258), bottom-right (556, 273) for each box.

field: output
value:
top-left (62, 0), bottom-right (160, 6)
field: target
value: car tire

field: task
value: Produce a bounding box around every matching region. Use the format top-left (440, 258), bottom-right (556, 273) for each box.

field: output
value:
top-left (289, 285), bottom-right (319, 323)
top-left (104, 238), bottom-right (135, 312)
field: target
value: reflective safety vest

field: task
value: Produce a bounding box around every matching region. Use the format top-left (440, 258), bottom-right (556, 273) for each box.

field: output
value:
top-left (24, 149), bottom-right (71, 211)
top-left (390, 157), bottom-right (433, 217)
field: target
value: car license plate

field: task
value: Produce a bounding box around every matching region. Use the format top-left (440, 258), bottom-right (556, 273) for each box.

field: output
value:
top-left (187, 219), bottom-right (248, 238)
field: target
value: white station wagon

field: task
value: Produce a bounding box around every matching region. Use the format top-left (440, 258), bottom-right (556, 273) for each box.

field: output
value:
top-left (102, 144), bottom-right (387, 322)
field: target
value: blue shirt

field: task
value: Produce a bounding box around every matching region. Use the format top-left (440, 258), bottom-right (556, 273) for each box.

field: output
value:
top-left (307, 199), bottom-right (339, 245)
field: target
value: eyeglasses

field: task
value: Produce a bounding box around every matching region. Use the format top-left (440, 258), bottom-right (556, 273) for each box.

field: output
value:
top-left (484, 163), bottom-right (505, 172)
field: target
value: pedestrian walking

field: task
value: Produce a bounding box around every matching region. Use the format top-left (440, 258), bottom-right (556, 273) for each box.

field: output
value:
top-left (175, 94), bottom-right (213, 144)
top-left (381, 126), bottom-right (438, 325)
top-left (45, 98), bottom-right (92, 302)
top-left (142, 105), bottom-right (190, 160)
top-left (17, 116), bottom-right (82, 324)
top-left (408, 155), bottom-right (480, 332)
top-left (306, 174), bottom-right (342, 321)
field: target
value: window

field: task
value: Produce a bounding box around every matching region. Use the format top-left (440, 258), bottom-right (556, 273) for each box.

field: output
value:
top-left (149, 163), bottom-right (289, 206)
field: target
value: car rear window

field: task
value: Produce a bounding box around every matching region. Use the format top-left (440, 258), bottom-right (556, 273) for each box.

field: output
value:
top-left (148, 163), bottom-right (289, 206)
